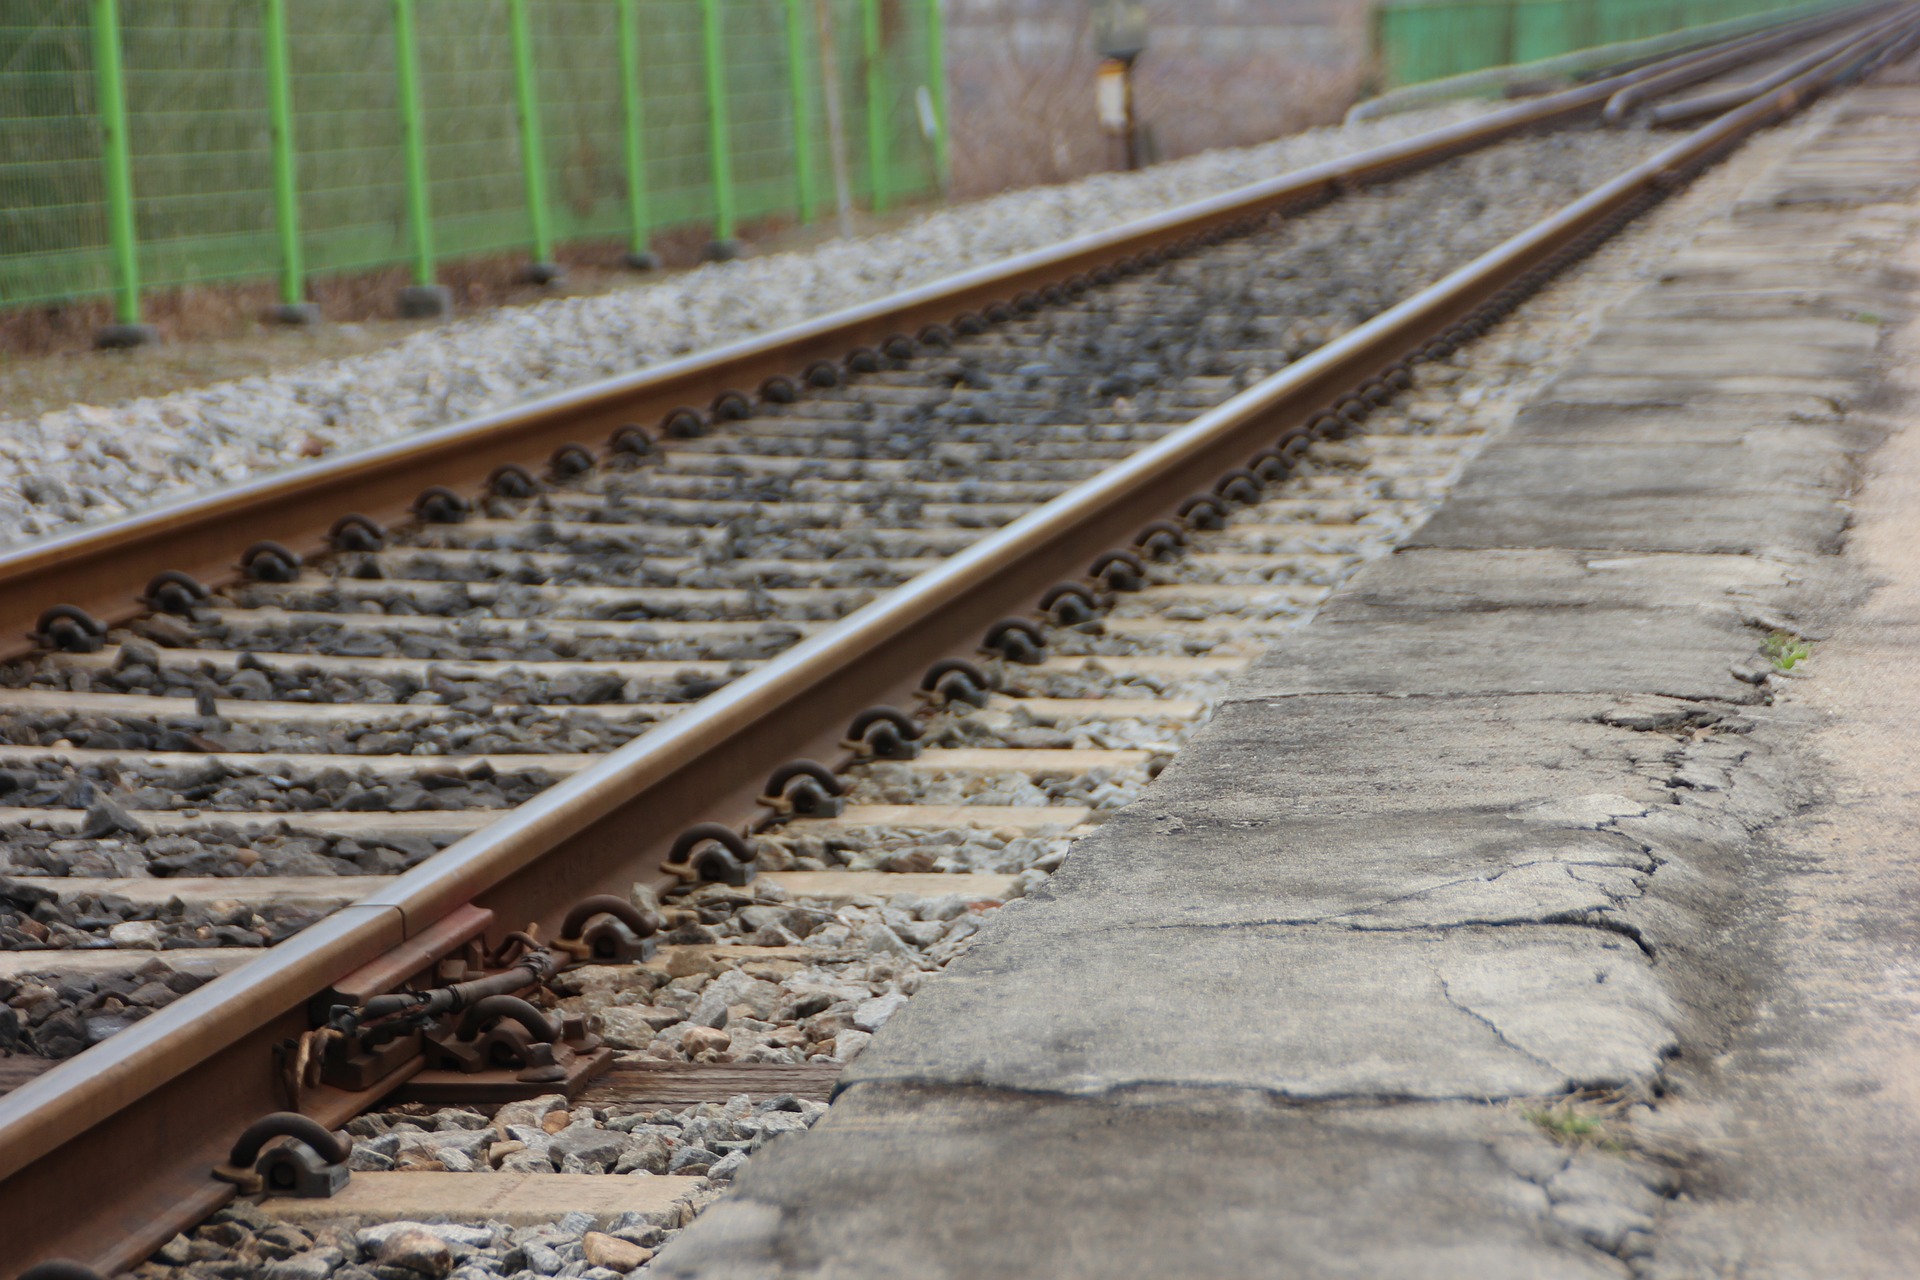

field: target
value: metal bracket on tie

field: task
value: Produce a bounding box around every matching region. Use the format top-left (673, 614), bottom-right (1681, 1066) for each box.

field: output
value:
top-left (329, 512), bottom-right (387, 552)
top-left (1040, 582), bottom-right (1104, 626)
top-left (663, 822), bottom-right (758, 887)
top-left (1132, 519), bottom-right (1187, 560)
top-left (239, 540), bottom-right (304, 583)
top-left (33, 605), bottom-right (108, 654)
top-left (760, 759), bottom-right (848, 817)
top-left (1090, 549), bottom-right (1147, 593)
top-left (843, 706), bottom-right (923, 760)
top-left (981, 617), bottom-right (1046, 665)
top-left (143, 569), bottom-right (210, 615)
top-left (918, 658), bottom-right (995, 708)
top-left (553, 894), bottom-right (661, 964)
top-left (211, 1112), bottom-right (352, 1199)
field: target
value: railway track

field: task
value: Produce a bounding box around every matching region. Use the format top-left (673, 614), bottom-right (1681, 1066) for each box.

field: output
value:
top-left (2, 7), bottom-right (1912, 1275)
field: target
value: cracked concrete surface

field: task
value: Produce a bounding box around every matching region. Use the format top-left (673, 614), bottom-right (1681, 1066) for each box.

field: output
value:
top-left (651, 87), bottom-right (1920, 1278)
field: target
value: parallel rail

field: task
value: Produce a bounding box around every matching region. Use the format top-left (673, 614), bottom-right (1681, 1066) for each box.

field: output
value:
top-left (0, 9), bottom-right (1909, 1275)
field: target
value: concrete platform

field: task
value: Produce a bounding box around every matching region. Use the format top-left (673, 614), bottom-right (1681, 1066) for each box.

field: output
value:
top-left (653, 87), bottom-right (1920, 1278)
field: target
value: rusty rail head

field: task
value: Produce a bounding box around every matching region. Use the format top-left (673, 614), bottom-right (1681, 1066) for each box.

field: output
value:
top-left (0, 12), bottom-right (1902, 1275)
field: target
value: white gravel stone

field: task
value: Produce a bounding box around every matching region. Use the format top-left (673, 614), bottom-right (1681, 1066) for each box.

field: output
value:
top-left (106, 919), bottom-right (162, 948)
top-left (0, 103), bottom-right (1495, 551)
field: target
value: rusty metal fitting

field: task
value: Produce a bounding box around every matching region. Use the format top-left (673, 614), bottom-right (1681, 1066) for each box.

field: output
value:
top-left (803, 360), bottom-right (842, 388)
top-left (1133, 519), bottom-right (1188, 560)
top-left (239, 540), bottom-right (303, 583)
top-left (1177, 494), bottom-right (1228, 531)
top-left (549, 442), bottom-right (596, 479)
top-left (413, 485), bottom-right (471, 524)
top-left (918, 657), bottom-right (995, 707)
top-left (1213, 468), bottom-right (1264, 506)
top-left (610, 424), bottom-right (656, 456)
top-left (662, 407), bottom-right (706, 438)
top-left (32, 605), bottom-right (106, 654)
top-left (556, 895), bottom-right (661, 963)
top-left (760, 375), bottom-right (799, 404)
top-left (486, 463), bottom-right (540, 499)
top-left (142, 570), bottom-right (209, 615)
top-left (1039, 581), bottom-right (1102, 626)
top-left (981, 616), bottom-right (1047, 665)
top-left (843, 705), bottom-right (923, 760)
top-left (329, 512), bottom-right (387, 551)
top-left (211, 1112), bottom-right (351, 1199)
top-left (18, 1262), bottom-right (107, 1280)
top-left (711, 390), bottom-right (752, 421)
top-left (759, 759), bottom-right (847, 816)
top-left (1090, 549), bottom-right (1147, 592)
top-left (427, 993), bottom-right (572, 1082)
top-left (664, 822), bottom-right (757, 887)
top-left (1247, 448), bottom-right (1291, 484)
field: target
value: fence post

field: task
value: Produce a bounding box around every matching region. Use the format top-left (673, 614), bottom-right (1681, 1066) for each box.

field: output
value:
top-left (617, 0), bottom-right (658, 269)
top-left (392, 0), bottom-right (449, 316)
top-left (924, 0), bottom-right (948, 194)
top-left (509, 0), bottom-right (561, 282)
top-left (262, 0), bottom-right (316, 323)
top-left (89, 0), bottom-right (154, 346)
top-left (699, 0), bottom-right (741, 258)
top-left (860, 0), bottom-right (890, 213)
top-left (784, 0), bottom-right (820, 223)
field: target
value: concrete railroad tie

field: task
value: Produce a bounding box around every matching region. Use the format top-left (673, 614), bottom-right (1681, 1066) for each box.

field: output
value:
top-left (651, 87), bottom-right (1920, 1278)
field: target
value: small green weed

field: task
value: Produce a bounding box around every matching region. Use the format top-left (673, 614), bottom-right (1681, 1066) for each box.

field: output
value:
top-left (1852, 311), bottom-right (1885, 325)
top-left (1762, 630), bottom-right (1812, 671)
top-left (1524, 1103), bottom-right (1614, 1149)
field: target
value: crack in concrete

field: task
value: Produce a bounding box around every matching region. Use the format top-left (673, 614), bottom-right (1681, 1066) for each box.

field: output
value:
top-left (1434, 971), bottom-right (1567, 1078)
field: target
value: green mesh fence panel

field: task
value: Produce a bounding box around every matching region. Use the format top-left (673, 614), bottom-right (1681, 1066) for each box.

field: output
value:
top-left (287, 0), bottom-right (406, 279)
top-left (880, 0), bottom-right (935, 197)
top-left (639, 0), bottom-right (716, 229)
top-left (1377, 0), bottom-right (1835, 85)
top-left (416, 0), bottom-right (526, 259)
top-left (0, 0), bottom-right (940, 315)
top-left (0, 0), bottom-right (107, 307)
top-left (121, 0), bottom-right (273, 288)
top-left (724, 0), bottom-right (799, 220)
top-left (538, 0), bottom-right (628, 243)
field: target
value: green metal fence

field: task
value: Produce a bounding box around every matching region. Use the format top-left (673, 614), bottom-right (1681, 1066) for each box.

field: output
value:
top-left (0, 0), bottom-right (948, 323)
top-left (1375, 0), bottom-right (1828, 85)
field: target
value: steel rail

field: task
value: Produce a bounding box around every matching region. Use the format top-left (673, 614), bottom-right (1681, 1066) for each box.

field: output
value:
top-left (0, 8), bottom-right (1875, 667)
top-left (0, 16), bottom-right (1906, 1276)
top-left (1601, 0), bottom-right (1894, 121)
top-left (1649, 4), bottom-right (1916, 123)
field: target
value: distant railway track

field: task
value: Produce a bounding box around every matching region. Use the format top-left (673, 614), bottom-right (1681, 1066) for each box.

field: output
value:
top-left (3, 6), bottom-right (1913, 1274)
